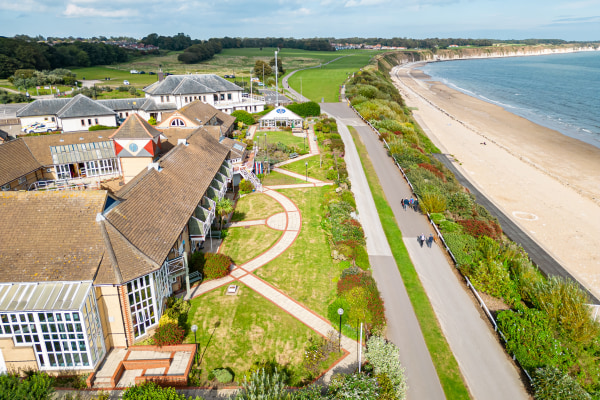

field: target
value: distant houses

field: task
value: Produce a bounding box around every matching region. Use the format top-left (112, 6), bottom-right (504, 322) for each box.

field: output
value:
top-left (16, 74), bottom-right (265, 133)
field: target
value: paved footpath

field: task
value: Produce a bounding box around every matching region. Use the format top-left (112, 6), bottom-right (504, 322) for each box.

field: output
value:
top-left (188, 184), bottom-right (359, 386)
top-left (322, 102), bottom-right (530, 400)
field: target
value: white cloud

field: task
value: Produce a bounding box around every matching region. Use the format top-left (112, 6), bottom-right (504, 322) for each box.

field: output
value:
top-left (63, 3), bottom-right (138, 17)
top-left (345, 0), bottom-right (388, 6)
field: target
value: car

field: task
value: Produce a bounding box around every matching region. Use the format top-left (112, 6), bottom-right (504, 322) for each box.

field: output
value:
top-left (123, 80), bottom-right (130, 85)
top-left (258, 82), bottom-right (265, 86)
top-left (139, 71), bottom-right (146, 74)
top-left (148, 72), bottom-right (156, 75)
top-left (23, 123), bottom-right (55, 134)
top-left (130, 70), bottom-right (139, 74)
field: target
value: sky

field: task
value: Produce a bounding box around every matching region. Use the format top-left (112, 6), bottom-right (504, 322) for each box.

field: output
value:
top-left (0, 0), bottom-right (599, 41)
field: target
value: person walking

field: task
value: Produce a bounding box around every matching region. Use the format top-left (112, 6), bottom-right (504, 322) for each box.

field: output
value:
top-left (401, 198), bottom-right (405, 210)
top-left (428, 234), bottom-right (434, 248)
top-left (419, 233), bottom-right (425, 248)
top-left (414, 199), bottom-right (419, 212)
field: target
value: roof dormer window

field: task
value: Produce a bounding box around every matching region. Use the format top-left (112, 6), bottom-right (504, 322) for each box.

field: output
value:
top-left (170, 118), bottom-right (185, 127)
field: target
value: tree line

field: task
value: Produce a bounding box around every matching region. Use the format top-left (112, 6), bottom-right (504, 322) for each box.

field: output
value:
top-left (0, 36), bottom-right (132, 78)
top-left (335, 37), bottom-right (494, 49)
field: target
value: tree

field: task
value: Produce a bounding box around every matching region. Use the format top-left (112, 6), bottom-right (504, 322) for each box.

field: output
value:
top-left (270, 57), bottom-right (285, 75)
top-left (215, 197), bottom-right (234, 230)
top-left (254, 60), bottom-right (272, 78)
top-left (0, 372), bottom-right (54, 400)
top-left (365, 336), bottom-right (407, 399)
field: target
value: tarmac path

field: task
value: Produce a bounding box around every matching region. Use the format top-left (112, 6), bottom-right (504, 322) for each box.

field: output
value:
top-left (321, 102), bottom-right (530, 400)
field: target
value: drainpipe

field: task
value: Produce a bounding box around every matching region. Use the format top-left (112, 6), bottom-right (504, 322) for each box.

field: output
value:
top-left (184, 251), bottom-right (191, 299)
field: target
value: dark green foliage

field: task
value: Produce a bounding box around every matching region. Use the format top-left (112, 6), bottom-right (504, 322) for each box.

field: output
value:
top-left (532, 367), bottom-right (591, 400)
top-left (231, 110), bottom-right (255, 126)
top-left (123, 381), bottom-right (191, 399)
top-left (327, 297), bottom-right (351, 327)
top-left (153, 322), bottom-right (185, 346)
top-left (239, 179), bottom-right (254, 194)
top-left (327, 373), bottom-right (380, 400)
top-left (354, 246), bottom-right (370, 270)
top-left (88, 125), bottom-right (114, 131)
top-left (0, 89), bottom-right (29, 104)
top-left (0, 371), bottom-right (54, 400)
top-left (286, 102), bottom-right (321, 117)
top-left (337, 272), bottom-right (385, 332)
top-left (497, 308), bottom-right (567, 370)
top-left (211, 368), bottom-right (233, 383)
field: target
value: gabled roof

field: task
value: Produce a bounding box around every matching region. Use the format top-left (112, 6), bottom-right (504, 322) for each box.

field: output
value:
top-left (106, 131), bottom-right (229, 267)
top-left (0, 139), bottom-right (43, 186)
top-left (109, 114), bottom-right (162, 140)
top-left (57, 94), bottom-right (116, 118)
top-left (144, 74), bottom-right (242, 96)
top-left (17, 98), bottom-right (70, 117)
top-left (22, 131), bottom-right (116, 166)
top-left (0, 191), bottom-right (107, 283)
top-left (97, 98), bottom-right (145, 111)
top-left (140, 98), bottom-right (177, 112)
top-left (168, 101), bottom-right (219, 126)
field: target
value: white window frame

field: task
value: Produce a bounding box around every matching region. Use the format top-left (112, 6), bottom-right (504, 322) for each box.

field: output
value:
top-left (55, 164), bottom-right (71, 180)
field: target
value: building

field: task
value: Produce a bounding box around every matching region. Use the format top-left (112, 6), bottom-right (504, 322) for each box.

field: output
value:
top-left (259, 106), bottom-right (303, 128)
top-left (17, 94), bottom-right (118, 133)
top-left (158, 100), bottom-right (236, 136)
top-left (143, 74), bottom-right (265, 115)
top-left (0, 130), bottom-right (234, 374)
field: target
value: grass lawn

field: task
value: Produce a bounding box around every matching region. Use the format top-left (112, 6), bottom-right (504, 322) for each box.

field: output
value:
top-left (231, 192), bottom-right (284, 222)
top-left (219, 225), bottom-right (283, 265)
top-left (70, 66), bottom-right (159, 87)
top-left (185, 282), bottom-right (320, 385)
top-left (262, 171), bottom-right (306, 186)
top-left (255, 187), bottom-right (337, 317)
top-left (287, 51), bottom-right (384, 103)
top-left (280, 155), bottom-right (331, 182)
top-left (257, 130), bottom-right (306, 149)
top-left (349, 126), bottom-right (470, 400)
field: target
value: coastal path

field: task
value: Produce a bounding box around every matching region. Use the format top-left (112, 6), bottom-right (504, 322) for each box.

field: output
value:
top-left (321, 102), bottom-right (530, 400)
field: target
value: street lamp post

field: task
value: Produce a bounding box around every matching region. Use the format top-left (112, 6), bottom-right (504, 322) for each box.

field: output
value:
top-left (191, 324), bottom-right (198, 364)
top-left (275, 50), bottom-right (279, 106)
top-left (305, 161), bottom-right (308, 182)
top-left (337, 308), bottom-right (344, 352)
top-left (264, 133), bottom-right (268, 173)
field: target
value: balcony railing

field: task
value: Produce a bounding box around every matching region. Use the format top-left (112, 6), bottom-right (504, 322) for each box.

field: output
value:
top-left (165, 256), bottom-right (185, 275)
top-left (29, 172), bottom-right (120, 191)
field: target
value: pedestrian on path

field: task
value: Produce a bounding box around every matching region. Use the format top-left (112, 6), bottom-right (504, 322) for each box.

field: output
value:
top-left (427, 234), bottom-right (434, 248)
top-left (414, 199), bottom-right (420, 212)
top-left (419, 233), bottom-right (425, 247)
top-left (401, 198), bottom-right (406, 210)
top-left (409, 198), bottom-right (414, 205)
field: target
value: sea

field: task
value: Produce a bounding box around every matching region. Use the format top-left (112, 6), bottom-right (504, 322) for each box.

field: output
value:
top-left (419, 51), bottom-right (600, 149)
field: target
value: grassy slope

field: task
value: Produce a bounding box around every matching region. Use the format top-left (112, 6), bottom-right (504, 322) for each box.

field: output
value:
top-left (231, 192), bottom-right (284, 222)
top-left (219, 225), bottom-right (283, 265)
top-left (349, 126), bottom-right (471, 400)
top-left (287, 52), bottom-right (383, 102)
top-left (280, 155), bottom-right (331, 182)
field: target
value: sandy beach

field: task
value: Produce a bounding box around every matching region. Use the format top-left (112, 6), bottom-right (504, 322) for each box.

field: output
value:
top-left (391, 62), bottom-right (600, 301)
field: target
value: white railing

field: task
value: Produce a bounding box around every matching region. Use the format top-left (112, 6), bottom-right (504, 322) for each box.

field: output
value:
top-left (165, 255), bottom-right (185, 275)
top-left (29, 172), bottom-right (120, 191)
top-left (240, 167), bottom-right (262, 192)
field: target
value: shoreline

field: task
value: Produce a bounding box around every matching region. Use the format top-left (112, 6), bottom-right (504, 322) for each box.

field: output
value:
top-left (390, 62), bottom-right (600, 300)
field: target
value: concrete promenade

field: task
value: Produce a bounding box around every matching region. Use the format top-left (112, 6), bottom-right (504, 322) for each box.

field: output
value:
top-left (322, 102), bottom-right (529, 400)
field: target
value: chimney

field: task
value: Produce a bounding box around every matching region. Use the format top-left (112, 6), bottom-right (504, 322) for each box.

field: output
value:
top-left (158, 69), bottom-right (164, 82)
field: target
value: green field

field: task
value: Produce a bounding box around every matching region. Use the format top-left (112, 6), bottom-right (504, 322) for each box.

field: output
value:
top-left (287, 52), bottom-right (382, 102)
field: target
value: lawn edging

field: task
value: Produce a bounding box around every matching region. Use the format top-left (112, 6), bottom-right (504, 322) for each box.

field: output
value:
top-left (348, 126), bottom-right (471, 400)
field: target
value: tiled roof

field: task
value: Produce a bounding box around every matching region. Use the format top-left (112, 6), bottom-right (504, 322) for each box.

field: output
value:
top-left (0, 139), bottom-right (42, 186)
top-left (172, 79), bottom-right (214, 95)
top-left (22, 131), bottom-right (116, 166)
top-left (16, 98), bottom-right (70, 117)
top-left (140, 98), bottom-right (177, 112)
top-left (175, 101), bottom-right (219, 125)
top-left (57, 94), bottom-right (117, 118)
top-left (109, 114), bottom-right (162, 139)
top-left (97, 98), bottom-right (144, 111)
top-left (106, 132), bottom-right (229, 266)
top-left (144, 74), bottom-right (241, 96)
top-left (0, 191), bottom-right (107, 283)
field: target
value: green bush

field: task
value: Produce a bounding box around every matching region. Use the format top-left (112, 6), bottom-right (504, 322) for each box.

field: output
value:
top-left (211, 368), bottom-right (233, 383)
top-left (354, 246), bottom-right (370, 270)
top-left (239, 179), bottom-right (254, 194)
top-left (328, 297), bottom-right (351, 327)
top-left (237, 368), bottom-right (287, 400)
top-left (531, 366), bottom-right (591, 400)
top-left (231, 110), bottom-right (255, 126)
top-left (153, 322), bottom-right (185, 346)
top-left (365, 336), bottom-right (407, 399)
top-left (327, 373), bottom-right (380, 400)
top-left (0, 372), bottom-right (54, 400)
top-left (148, 116), bottom-right (157, 125)
top-left (439, 220), bottom-right (461, 233)
top-left (88, 125), bottom-right (114, 131)
top-left (123, 381), bottom-right (192, 400)
top-left (430, 212), bottom-right (445, 224)
top-left (286, 101), bottom-right (321, 117)
top-left (203, 253), bottom-right (232, 280)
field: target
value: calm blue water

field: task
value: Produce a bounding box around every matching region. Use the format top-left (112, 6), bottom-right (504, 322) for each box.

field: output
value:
top-left (420, 51), bottom-right (600, 148)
